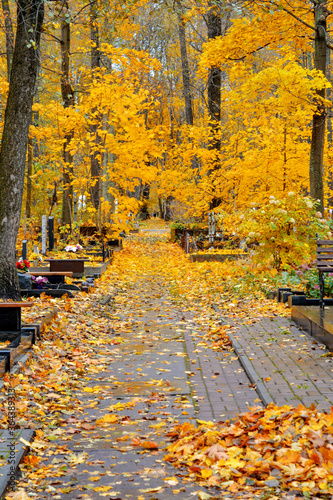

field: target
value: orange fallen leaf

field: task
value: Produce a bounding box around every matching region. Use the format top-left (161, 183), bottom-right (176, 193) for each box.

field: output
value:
top-left (142, 440), bottom-right (159, 449)
top-left (96, 414), bottom-right (118, 425)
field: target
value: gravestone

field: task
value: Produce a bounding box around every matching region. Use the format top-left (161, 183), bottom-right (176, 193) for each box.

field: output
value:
top-left (1, 307), bottom-right (21, 331)
top-left (73, 193), bottom-right (78, 223)
top-left (22, 240), bottom-right (27, 260)
top-left (48, 216), bottom-right (54, 251)
top-left (18, 273), bottom-right (32, 290)
top-left (208, 212), bottom-right (216, 245)
top-left (41, 215), bottom-right (47, 255)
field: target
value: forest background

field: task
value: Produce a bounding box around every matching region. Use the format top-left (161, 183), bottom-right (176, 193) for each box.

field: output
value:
top-left (0, 0), bottom-right (333, 288)
top-left (1, 0), bottom-right (332, 227)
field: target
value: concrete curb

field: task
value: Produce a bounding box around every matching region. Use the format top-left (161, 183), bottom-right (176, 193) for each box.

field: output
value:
top-left (227, 332), bottom-right (275, 407)
top-left (211, 305), bottom-right (275, 407)
top-left (0, 308), bottom-right (58, 497)
top-left (0, 429), bottom-right (35, 499)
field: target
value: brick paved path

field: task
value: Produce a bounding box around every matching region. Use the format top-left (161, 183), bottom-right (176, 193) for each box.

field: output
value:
top-left (6, 234), bottom-right (333, 500)
top-left (14, 277), bottom-right (260, 499)
top-left (219, 312), bottom-right (333, 412)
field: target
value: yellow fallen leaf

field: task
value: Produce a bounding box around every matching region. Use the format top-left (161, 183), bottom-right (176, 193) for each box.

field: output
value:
top-left (96, 414), bottom-right (118, 425)
top-left (201, 469), bottom-right (213, 479)
top-left (164, 476), bottom-right (178, 486)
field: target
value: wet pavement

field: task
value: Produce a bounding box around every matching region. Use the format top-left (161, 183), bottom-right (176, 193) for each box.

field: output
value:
top-left (11, 250), bottom-right (260, 499)
top-left (3, 231), bottom-right (333, 499)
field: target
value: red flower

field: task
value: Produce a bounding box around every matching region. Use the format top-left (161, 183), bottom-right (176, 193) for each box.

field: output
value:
top-left (16, 260), bottom-right (30, 271)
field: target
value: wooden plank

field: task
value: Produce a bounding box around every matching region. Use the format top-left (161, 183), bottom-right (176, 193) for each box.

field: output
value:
top-left (317, 255), bottom-right (333, 260)
top-left (44, 258), bottom-right (90, 262)
top-left (0, 302), bottom-right (34, 308)
top-left (317, 240), bottom-right (333, 245)
top-left (317, 248), bottom-right (333, 253)
top-left (316, 266), bottom-right (333, 271)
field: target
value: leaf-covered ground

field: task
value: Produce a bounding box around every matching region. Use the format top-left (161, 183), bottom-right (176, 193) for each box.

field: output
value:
top-left (1, 227), bottom-right (333, 499)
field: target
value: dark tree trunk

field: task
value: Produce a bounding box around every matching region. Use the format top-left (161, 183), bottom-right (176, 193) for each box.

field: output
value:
top-left (90, 1), bottom-right (102, 218)
top-left (26, 137), bottom-right (33, 219)
top-left (207, 5), bottom-right (222, 209)
top-left (1, 0), bottom-right (14, 81)
top-left (26, 103), bottom-right (40, 219)
top-left (0, 0), bottom-right (44, 300)
top-left (177, 11), bottom-right (194, 126)
top-left (207, 8), bottom-right (222, 129)
top-left (61, 2), bottom-right (75, 227)
top-left (309, 0), bottom-right (328, 213)
top-left (164, 196), bottom-right (173, 221)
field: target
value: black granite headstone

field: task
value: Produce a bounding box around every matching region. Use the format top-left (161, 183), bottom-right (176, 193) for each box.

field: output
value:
top-left (0, 307), bottom-right (21, 331)
top-left (48, 217), bottom-right (54, 251)
top-left (22, 240), bottom-right (27, 261)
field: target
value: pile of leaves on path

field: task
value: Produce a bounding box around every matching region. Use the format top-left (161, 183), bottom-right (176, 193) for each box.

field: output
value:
top-left (165, 403), bottom-right (333, 498)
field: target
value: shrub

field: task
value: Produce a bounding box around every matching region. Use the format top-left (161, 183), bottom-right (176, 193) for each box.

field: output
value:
top-left (219, 194), bottom-right (333, 271)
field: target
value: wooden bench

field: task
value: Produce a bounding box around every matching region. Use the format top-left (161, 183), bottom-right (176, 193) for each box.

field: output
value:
top-left (28, 271), bottom-right (73, 285)
top-left (316, 239), bottom-right (333, 308)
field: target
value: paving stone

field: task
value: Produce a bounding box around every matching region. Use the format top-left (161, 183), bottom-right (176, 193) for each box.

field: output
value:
top-left (225, 314), bottom-right (333, 410)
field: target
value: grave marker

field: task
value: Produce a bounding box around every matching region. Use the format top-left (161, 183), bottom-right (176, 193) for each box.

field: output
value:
top-left (208, 212), bottom-right (216, 245)
top-left (73, 193), bottom-right (78, 223)
top-left (22, 240), bottom-right (27, 260)
top-left (41, 215), bottom-right (47, 255)
top-left (48, 216), bottom-right (54, 251)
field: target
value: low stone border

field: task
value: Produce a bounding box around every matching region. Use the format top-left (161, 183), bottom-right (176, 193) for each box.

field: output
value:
top-left (29, 257), bottom-right (112, 279)
top-left (0, 308), bottom-right (58, 497)
top-left (0, 429), bottom-right (35, 499)
top-left (190, 253), bottom-right (246, 263)
top-left (227, 331), bottom-right (275, 407)
top-left (0, 308), bottom-right (58, 386)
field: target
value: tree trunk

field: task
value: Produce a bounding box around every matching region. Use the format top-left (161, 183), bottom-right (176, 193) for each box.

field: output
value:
top-left (207, 5), bottom-right (222, 209)
top-left (0, 0), bottom-right (44, 300)
top-left (207, 9), bottom-right (221, 125)
top-left (1, 0), bottom-right (14, 81)
top-left (177, 10), bottom-right (194, 126)
top-left (90, 1), bottom-right (102, 220)
top-left (61, 2), bottom-right (74, 228)
top-left (26, 137), bottom-right (33, 219)
top-left (309, 0), bottom-right (328, 213)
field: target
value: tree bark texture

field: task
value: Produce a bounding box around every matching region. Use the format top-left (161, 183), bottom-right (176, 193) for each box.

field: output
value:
top-left (61, 3), bottom-right (75, 227)
top-left (0, 0), bottom-right (44, 299)
top-left (1, 0), bottom-right (14, 81)
top-left (309, 0), bottom-right (328, 213)
top-left (177, 10), bottom-right (194, 126)
top-left (207, 8), bottom-right (221, 126)
top-left (207, 5), bottom-right (222, 209)
top-left (90, 1), bottom-right (102, 216)
top-left (26, 137), bottom-right (33, 219)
